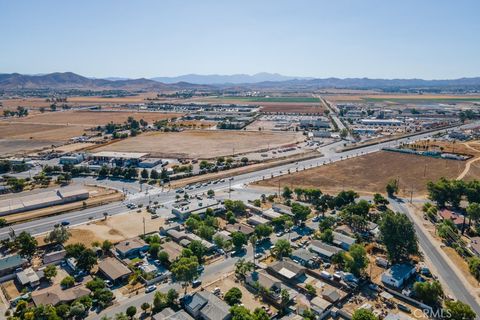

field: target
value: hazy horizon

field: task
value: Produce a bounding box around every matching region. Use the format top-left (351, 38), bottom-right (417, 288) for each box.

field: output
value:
top-left (1, 0), bottom-right (480, 80)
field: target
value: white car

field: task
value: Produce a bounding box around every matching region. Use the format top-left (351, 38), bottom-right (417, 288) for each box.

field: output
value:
top-left (145, 285), bottom-right (156, 293)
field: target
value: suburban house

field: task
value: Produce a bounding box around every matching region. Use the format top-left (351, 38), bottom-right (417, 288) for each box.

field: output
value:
top-left (213, 230), bottom-right (232, 242)
top-left (310, 296), bottom-right (332, 315)
top-left (115, 237), bottom-right (149, 258)
top-left (161, 241), bottom-right (184, 262)
top-left (31, 283), bottom-right (90, 306)
top-left (267, 259), bottom-right (306, 284)
top-left (98, 257), bottom-right (132, 284)
top-left (16, 267), bottom-right (43, 288)
top-left (381, 264), bottom-right (416, 288)
top-left (261, 208), bottom-right (282, 220)
top-left (272, 203), bottom-right (293, 216)
top-left (0, 254), bottom-right (27, 277)
top-left (153, 307), bottom-right (194, 320)
top-left (308, 240), bottom-right (344, 260)
top-left (245, 270), bottom-right (284, 300)
top-left (160, 222), bottom-right (182, 236)
top-left (332, 231), bottom-right (356, 250)
top-left (247, 215), bottom-right (270, 226)
top-left (291, 248), bottom-right (319, 268)
top-left (225, 223), bottom-right (255, 236)
top-left (438, 209), bottom-right (469, 229)
top-left (322, 287), bottom-right (342, 303)
top-left (42, 250), bottom-right (67, 266)
top-left (183, 291), bottom-right (231, 320)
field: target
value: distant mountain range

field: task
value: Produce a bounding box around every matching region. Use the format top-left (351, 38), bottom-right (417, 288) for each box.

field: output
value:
top-left (1, 72), bottom-right (480, 91)
top-left (0, 72), bottom-right (210, 91)
top-left (151, 72), bottom-right (312, 84)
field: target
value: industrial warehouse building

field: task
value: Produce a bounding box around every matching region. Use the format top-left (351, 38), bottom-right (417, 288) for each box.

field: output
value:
top-left (0, 187), bottom-right (89, 216)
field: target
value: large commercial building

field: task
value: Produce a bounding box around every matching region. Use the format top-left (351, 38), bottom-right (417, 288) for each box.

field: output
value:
top-left (0, 187), bottom-right (89, 216)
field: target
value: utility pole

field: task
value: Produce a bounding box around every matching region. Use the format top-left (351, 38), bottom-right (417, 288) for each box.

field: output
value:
top-left (143, 217), bottom-right (146, 237)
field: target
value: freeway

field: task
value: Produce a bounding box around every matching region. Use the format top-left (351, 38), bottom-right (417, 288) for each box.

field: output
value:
top-left (391, 198), bottom-right (480, 315)
top-left (0, 123), bottom-right (472, 241)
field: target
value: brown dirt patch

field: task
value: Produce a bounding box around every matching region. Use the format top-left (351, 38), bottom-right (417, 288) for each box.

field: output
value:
top-left (255, 151), bottom-right (464, 196)
top-left (94, 130), bottom-right (304, 159)
top-left (14, 110), bottom-right (183, 126)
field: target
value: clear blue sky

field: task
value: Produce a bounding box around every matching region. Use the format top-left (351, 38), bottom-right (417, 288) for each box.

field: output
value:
top-left (1, 0), bottom-right (479, 79)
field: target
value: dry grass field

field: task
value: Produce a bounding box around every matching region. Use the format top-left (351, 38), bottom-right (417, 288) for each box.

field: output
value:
top-left (0, 93), bottom-right (155, 110)
top-left (94, 130), bottom-right (304, 158)
top-left (13, 110), bottom-right (183, 126)
top-left (256, 151), bottom-right (465, 196)
top-left (0, 110), bottom-right (182, 156)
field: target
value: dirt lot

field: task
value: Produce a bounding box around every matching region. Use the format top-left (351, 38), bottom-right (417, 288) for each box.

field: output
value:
top-left (0, 110), bottom-right (182, 156)
top-left (256, 151), bottom-right (465, 196)
top-left (13, 110), bottom-right (183, 126)
top-left (60, 210), bottom-right (165, 247)
top-left (94, 130), bottom-right (304, 159)
top-left (0, 93), bottom-right (155, 110)
top-left (203, 274), bottom-right (275, 312)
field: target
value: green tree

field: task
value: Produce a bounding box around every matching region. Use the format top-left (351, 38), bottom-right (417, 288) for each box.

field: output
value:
top-left (291, 202), bottom-right (311, 222)
top-left (305, 283), bottom-right (317, 296)
top-left (444, 300), bottom-right (476, 320)
top-left (379, 211), bottom-right (419, 263)
top-left (189, 240), bottom-right (207, 262)
top-left (158, 251), bottom-right (170, 266)
top-left (170, 256), bottom-right (199, 292)
top-left (385, 179), bottom-right (399, 197)
top-left (468, 256), bottom-right (480, 281)
top-left (413, 281), bottom-right (443, 306)
top-left (320, 228), bottom-right (334, 243)
top-left (254, 224), bottom-right (272, 239)
top-left (126, 306), bottom-right (137, 319)
top-left (141, 302), bottom-right (150, 315)
top-left (224, 287), bottom-right (243, 306)
top-left (16, 231), bottom-right (37, 260)
top-left (232, 232), bottom-right (247, 251)
top-left (272, 239), bottom-right (292, 260)
top-left (234, 258), bottom-right (254, 279)
top-left (207, 189), bottom-right (215, 197)
top-left (76, 248), bottom-right (98, 272)
top-left (141, 168), bottom-right (149, 180)
top-left (345, 244), bottom-right (368, 276)
top-left (282, 186), bottom-right (292, 199)
top-left (44, 265), bottom-right (57, 282)
top-left (466, 202), bottom-right (480, 229)
top-left (44, 225), bottom-right (70, 245)
top-left (352, 308), bottom-right (378, 320)
top-left (61, 275), bottom-right (75, 288)
top-left (166, 288), bottom-right (179, 307)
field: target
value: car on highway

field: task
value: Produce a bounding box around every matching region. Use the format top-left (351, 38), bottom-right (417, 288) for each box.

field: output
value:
top-left (145, 285), bottom-right (156, 293)
top-left (61, 221), bottom-right (70, 226)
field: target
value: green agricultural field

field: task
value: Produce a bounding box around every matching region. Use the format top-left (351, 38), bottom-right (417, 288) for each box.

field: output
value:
top-left (218, 96), bottom-right (319, 103)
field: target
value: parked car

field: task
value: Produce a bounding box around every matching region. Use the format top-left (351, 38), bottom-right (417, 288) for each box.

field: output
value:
top-left (398, 304), bottom-right (412, 313)
top-left (192, 279), bottom-right (202, 287)
top-left (145, 285), bottom-right (156, 293)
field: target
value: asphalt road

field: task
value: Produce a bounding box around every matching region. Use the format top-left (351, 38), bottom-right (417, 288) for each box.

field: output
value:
top-left (390, 198), bottom-right (480, 315)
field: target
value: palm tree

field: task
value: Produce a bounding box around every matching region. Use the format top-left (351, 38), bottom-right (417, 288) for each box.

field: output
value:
top-left (249, 235), bottom-right (257, 266)
top-left (235, 258), bottom-right (254, 280)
